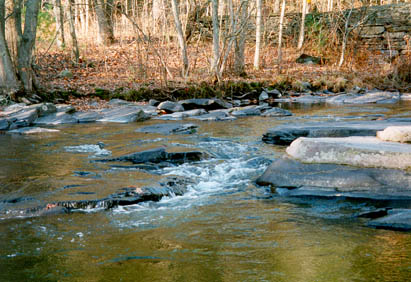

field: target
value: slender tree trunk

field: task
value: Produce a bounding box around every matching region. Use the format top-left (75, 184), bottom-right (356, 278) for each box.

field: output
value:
top-left (211, 0), bottom-right (220, 78)
top-left (53, 0), bottom-right (65, 48)
top-left (170, 0), bottom-right (189, 77)
top-left (14, 0), bottom-right (41, 93)
top-left (253, 0), bottom-right (262, 69)
top-left (67, 0), bottom-right (80, 62)
top-left (297, 0), bottom-right (307, 50)
top-left (277, 0), bottom-right (285, 72)
top-left (273, 0), bottom-right (280, 13)
top-left (234, 0), bottom-right (248, 75)
top-left (0, 0), bottom-right (20, 93)
top-left (94, 0), bottom-right (114, 45)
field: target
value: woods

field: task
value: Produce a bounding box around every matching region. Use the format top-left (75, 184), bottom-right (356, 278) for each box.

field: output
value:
top-left (0, 0), bottom-right (410, 99)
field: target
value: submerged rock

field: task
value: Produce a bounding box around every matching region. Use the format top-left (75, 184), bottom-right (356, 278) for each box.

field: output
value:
top-left (7, 127), bottom-right (60, 135)
top-left (367, 209), bottom-right (411, 231)
top-left (261, 107), bottom-right (293, 117)
top-left (377, 126), bottom-right (411, 143)
top-left (136, 123), bottom-right (198, 135)
top-left (286, 136), bottom-right (411, 169)
top-left (326, 91), bottom-right (400, 104)
top-left (256, 159), bottom-right (411, 200)
top-left (191, 110), bottom-right (236, 121)
top-left (96, 147), bottom-right (203, 165)
top-left (56, 176), bottom-right (193, 210)
top-left (262, 120), bottom-right (410, 145)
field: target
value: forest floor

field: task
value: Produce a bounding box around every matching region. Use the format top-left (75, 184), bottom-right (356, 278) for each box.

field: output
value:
top-left (35, 39), bottom-right (410, 102)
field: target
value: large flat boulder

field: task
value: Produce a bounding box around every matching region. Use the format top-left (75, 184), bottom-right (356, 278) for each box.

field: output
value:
top-left (73, 111), bottom-right (102, 123)
top-left (179, 98), bottom-right (230, 111)
top-left (34, 112), bottom-right (78, 125)
top-left (97, 106), bottom-right (150, 123)
top-left (7, 108), bottom-right (38, 128)
top-left (326, 91), bottom-right (400, 104)
top-left (157, 101), bottom-right (184, 113)
top-left (286, 136), bottom-right (411, 169)
top-left (262, 120), bottom-right (410, 145)
top-left (136, 123), bottom-right (198, 134)
top-left (256, 159), bottom-right (411, 200)
top-left (377, 126), bottom-right (411, 143)
top-left (367, 209), bottom-right (411, 231)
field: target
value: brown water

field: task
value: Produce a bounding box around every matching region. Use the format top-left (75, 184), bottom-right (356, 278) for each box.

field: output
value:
top-left (0, 103), bottom-right (410, 281)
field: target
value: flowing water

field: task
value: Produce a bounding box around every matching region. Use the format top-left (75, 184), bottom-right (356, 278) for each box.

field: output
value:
top-left (0, 103), bottom-right (410, 281)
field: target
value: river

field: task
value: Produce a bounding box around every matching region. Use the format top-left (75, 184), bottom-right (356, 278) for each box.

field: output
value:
top-left (0, 102), bottom-right (410, 281)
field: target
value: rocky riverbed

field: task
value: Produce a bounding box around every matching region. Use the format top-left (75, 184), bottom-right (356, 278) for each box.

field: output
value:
top-left (0, 89), bottom-right (410, 231)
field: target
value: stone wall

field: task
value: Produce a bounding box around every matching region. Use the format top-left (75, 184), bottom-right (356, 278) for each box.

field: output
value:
top-left (263, 3), bottom-right (411, 55)
top-left (190, 3), bottom-right (410, 56)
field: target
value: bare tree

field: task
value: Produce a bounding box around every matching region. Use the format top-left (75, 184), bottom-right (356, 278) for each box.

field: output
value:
top-left (13, 0), bottom-right (41, 92)
top-left (67, 0), bottom-right (80, 63)
top-left (170, 0), bottom-right (189, 77)
top-left (297, 0), bottom-right (307, 50)
top-left (0, 0), bottom-right (19, 94)
top-left (277, 0), bottom-right (286, 72)
top-left (211, 0), bottom-right (220, 79)
top-left (253, 0), bottom-right (263, 69)
top-left (94, 0), bottom-right (114, 45)
top-left (53, 0), bottom-right (65, 48)
top-left (234, 0), bottom-right (249, 75)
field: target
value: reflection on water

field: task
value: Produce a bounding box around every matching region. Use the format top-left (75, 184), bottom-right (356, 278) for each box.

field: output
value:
top-left (0, 103), bottom-right (410, 281)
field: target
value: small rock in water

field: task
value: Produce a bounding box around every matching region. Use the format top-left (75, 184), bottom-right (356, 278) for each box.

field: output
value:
top-left (157, 101), bottom-right (184, 113)
top-left (261, 107), bottom-right (293, 117)
top-left (377, 126), bottom-right (411, 143)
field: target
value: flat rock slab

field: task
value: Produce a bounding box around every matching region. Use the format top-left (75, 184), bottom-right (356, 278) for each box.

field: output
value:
top-left (367, 209), bottom-right (411, 231)
top-left (191, 110), bottom-right (236, 121)
top-left (136, 123), bottom-right (198, 134)
top-left (377, 126), bottom-right (411, 143)
top-left (178, 98), bottom-right (230, 111)
top-left (154, 109), bottom-right (207, 120)
top-left (73, 111), bottom-right (102, 123)
top-left (157, 101), bottom-right (184, 113)
top-left (34, 112), bottom-right (78, 125)
top-left (262, 120), bottom-right (410, 145)
top-left (286, 136), bottom-right (411, 169)
top-left (231, 105), bottom-right (261, 116)
top-left (97, 107), bottom-right (150, 123)
top-left (261, 107), bottom-right (293, 117)
top-left (256, 159), bottom-right (411, 200)
top-left (96, 147), bottom-right (203, 165)
top-left (7, 127), bottom-right (60, 134)
top-left (326, 91), bottom-right (400, 104)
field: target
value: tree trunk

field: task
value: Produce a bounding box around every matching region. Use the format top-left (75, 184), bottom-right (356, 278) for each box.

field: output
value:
top-left (277, 0), bottom-right (286, 72)
top-left (297, 0), bottom-right (307, 50)
top-left (0, 0), bottom-right (20, 94)
top-left (14, 0), bottom-right (41, 93)
top-left (170, 0), bottom-right (189, 77)
top-left (53, 0), bottom-right (65, 48)
top-left (94, 0), bottom-right (114, 45)
top-left (234, 0), bottom-right (248, 75)
top-left (211, 0), bottom-right (220, 79)
top-left (67, 0), bottom-right (80, 62)
top-left (253, 0), bottom-right (262, 69)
